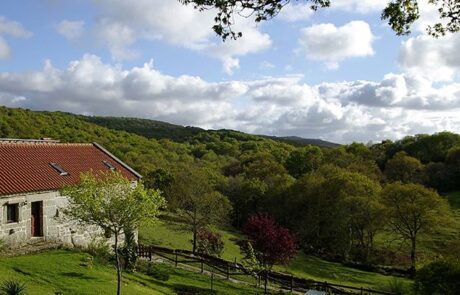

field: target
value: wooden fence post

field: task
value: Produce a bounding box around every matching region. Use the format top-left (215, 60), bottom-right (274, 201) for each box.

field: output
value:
top-left (211, 271), bottom-right (214, 292)
top-left (290, 274), bottom-right (293, 293)
top-left (175, 252), bottom-right (178, 267)
top-left (148, 247), bottom-right (152, 261)
top-left (201, 259), bottom-right (204, 273)
top-left (264, 271), bottom-right (268, 294)
top-left (226, 265), bottom-right (230, 280)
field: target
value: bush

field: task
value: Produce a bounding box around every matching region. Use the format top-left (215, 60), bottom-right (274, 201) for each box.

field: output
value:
top-left (195, 228), bottom-right (224, 257)
top-left (387, 277), bottom-right (408, 295)
top-left (119, 229), bottom-right (138, 272)
top-left (0, 279), bottom-right (27, 295)
top-left (415, 260), bottom-right (460, 295)
top-left (86, 237), bottom-right (111, 260)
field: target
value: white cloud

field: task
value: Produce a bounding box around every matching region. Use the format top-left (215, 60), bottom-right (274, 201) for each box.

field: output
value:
top-left (330, 0), bottom-right (386, 14)
top-left (0, 16), bottom-right (31, 59)
top-left (85, 0), bottom-right (271, 72)
top-left (0, 37), bottom-right (10, 59)
top-left (0, 17), bottom-right (32, 38)
top-left (319, 73), bottom-right (460, 110)
top-left (207, 17), bottom-right (272, 74)
top-left (298, 21), bottom-right (375, 68)
top-left (400, 34), bottom-right (460, 81)
top-left (0, 55), bottom-right (459, 143)
top-left (413, 0), bottom-right (446, 33)
top-left (278, 4), bottom-right (313, 22)
top-left (56, 20), bottom-right (85, 42)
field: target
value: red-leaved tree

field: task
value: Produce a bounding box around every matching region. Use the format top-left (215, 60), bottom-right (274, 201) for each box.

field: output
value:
top-left (243, 213), bottom-right (297, 271)
top-left (196, 228), bottom-right (224, 257)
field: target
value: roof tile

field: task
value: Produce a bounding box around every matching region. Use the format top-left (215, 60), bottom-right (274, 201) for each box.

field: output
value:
top-left (0, 142), bottom-right (140, 196)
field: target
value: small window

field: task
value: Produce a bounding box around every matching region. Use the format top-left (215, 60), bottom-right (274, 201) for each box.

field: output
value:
top-left (103, 160), bottom-right (116, 171)
top-left (50, 163), bottom-right (69, 176)
top-left (6, 203), bottom-right (19, 223)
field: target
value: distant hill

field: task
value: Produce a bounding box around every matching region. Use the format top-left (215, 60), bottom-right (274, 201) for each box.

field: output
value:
top-left (83, 116), bottom-right (204, 142)
top-left (262, 135), bottom-right (340, 148)
top-left (82, 116), bottom-right (339, 148)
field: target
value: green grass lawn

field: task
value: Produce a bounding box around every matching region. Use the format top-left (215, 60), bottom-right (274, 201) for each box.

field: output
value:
top-left (0, 250), bottom-right (257, 295)
top-left (414, 191), bottom-right (460, 265)
top-left (139, 217), bottom-right (244, 262)
top-left (139, 217), bottom-right (413, 291)
top-left (274, 254), bottom-right (412, 290)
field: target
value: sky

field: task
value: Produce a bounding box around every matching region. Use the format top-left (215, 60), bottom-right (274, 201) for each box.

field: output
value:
top-left (0, 0), bottom-right (459, 143)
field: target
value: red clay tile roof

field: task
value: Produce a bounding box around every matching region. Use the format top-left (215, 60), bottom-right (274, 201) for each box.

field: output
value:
top-left (0, 141), bottom-right (141, 196)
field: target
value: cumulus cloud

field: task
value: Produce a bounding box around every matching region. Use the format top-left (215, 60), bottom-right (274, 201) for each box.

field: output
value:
top-left (298, 21), bottom-right (375, 68)
top-left (74, 0), bottom-right (271, 73)
top-left (278, 3), bottom-right (313, 22)
top-left (0, 55), bottom-right (459, 143)
top-left (394, 0), bottom-right (460, 83)
top-left (400, 33), bottom-right (460, 82)
top-left (0, 16), bottom-right (31, 59)
top-left (330, 0), bottom-right (386, 13)
top-left (56, 20), bottom-right (85, 42)
top-left (207, 17), bottom-right (272, 74)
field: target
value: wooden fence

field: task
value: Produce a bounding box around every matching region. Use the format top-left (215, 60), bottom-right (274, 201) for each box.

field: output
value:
top-left (137, 244), bottom-right (396, 295)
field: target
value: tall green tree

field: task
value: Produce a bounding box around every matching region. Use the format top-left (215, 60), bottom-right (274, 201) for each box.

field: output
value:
top-left (144, 168), bottom-right (174, 191)
top-left (284, 145), bottom-right (323, 178)
top-left (287, 165), bottom-right (383, 261)
top-left (165, 167), bottom-right (232, 253)
top-left (384, 151), bottom-right (425, 184)
top-left (63, 171), bottom-right (165, 295)
top-left (381, 182), bottom-right (451, 272)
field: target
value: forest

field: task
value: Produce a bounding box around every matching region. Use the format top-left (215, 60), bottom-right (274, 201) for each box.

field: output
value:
top-left (1, 106), bottom-right (459, 287)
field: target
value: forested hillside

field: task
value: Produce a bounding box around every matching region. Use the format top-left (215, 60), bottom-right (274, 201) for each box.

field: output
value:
top-left (81, 115), bottom-right (339, 147)
top-left (82, 116), bottom-right (205, 142)
top-left (1, 106), bottom-right (460, 275)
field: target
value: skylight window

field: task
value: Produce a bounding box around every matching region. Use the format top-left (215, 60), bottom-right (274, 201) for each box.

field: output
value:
top-left (50, 163), bottom-right (69, 176)
top-left (103, 160), bottom-right (116, 171)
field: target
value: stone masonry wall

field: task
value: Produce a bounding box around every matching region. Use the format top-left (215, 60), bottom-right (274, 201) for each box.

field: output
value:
top-left (0, 191), bottom-right (112, 248)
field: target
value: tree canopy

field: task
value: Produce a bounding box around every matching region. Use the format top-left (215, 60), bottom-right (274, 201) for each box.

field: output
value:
top-left (381, 182), bottom-right (451, 272)
top-left (164, 166), bottom-right (232, 253)
top-left (179, 0), bottom-right (460, 40)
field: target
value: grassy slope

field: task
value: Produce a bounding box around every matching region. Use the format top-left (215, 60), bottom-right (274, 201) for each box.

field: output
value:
top-left (419, 191), bottom-right (460, 261)
top-left (139, 219), bottom-right (413, 291)
top-left (0, 250), bottom-right (257, 295)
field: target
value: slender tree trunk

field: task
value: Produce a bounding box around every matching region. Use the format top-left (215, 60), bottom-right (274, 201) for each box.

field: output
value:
top-left (410, 236), bottom-right (417, 274)
top-left (192, 227), bottom-right (197, 254)
top-left (114, 232), bottom-right (122, 295)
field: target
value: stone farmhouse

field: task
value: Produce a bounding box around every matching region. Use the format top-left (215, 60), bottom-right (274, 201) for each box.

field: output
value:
top-left (0, 139), bottom-right (141, 248)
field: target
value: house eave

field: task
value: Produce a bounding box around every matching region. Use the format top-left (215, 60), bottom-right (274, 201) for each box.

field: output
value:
top-left (92, 142), bottom-right (143, 179)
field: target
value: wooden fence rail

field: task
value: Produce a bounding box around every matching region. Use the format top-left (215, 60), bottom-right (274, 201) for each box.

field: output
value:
top-left (137, 244), bottom-right (396, 295)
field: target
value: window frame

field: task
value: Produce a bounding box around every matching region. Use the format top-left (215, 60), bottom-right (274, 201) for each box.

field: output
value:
top-left (49, 162), bottom-right (69, 176)
top-left (6, 203), bottom-right (19, 223)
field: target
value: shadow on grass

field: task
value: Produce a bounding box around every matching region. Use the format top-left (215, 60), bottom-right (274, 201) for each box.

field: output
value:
top-left (60, 272), bottom-right (97, 280)
top-left (12, 267), bottom-right (32, 276)
top-left (125, 272), bottom-right (171, 290)
top-left (173, 284), bottom-right (217, 295)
